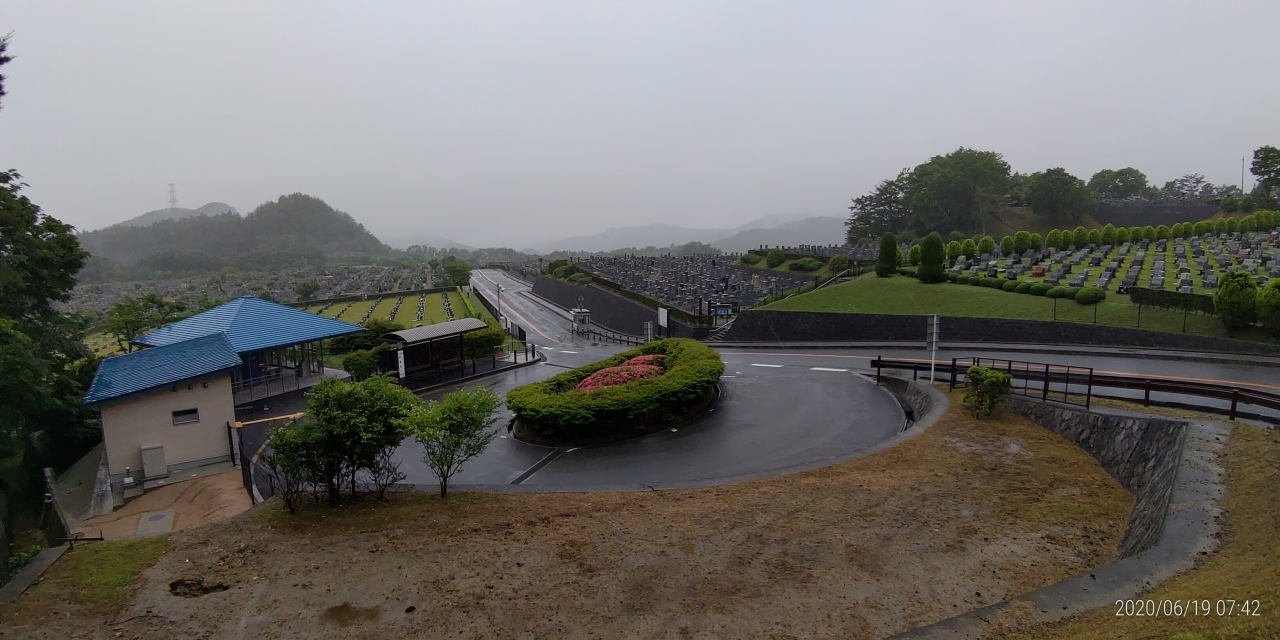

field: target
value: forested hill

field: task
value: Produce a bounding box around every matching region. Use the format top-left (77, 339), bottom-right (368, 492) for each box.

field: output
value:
top-left (78, 193), bottom-right (391, 281)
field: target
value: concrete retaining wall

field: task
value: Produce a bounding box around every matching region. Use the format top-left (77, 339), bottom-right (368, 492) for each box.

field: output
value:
top-left (1004, 396), bottom-right (1186, 558)
top-left (531, 277), bottom-right (710, 339)
top-left (722, 309), bottom-right (1280, 356)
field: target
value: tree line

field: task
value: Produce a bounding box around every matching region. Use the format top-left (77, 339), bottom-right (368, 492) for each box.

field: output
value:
top-left (846, 146), bottom-right (1280, 244)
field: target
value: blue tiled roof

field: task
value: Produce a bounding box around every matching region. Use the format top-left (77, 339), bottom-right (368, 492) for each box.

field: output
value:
top-left (84, 333), bottom-right (243, 406)
top-left (133, 296), bottom-right (363, 353)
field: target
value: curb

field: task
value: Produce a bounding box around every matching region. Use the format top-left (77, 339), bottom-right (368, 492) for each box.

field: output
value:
top-left (0, 545), bottom-right (68, 605)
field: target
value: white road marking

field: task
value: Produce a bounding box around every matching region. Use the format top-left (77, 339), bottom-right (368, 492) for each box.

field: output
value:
top-left (750, 363), bottom-right (783, 368)
top-left (560, 350), bottom-right (578, 354)
top-left (810, 367), bottom-right (850, 372)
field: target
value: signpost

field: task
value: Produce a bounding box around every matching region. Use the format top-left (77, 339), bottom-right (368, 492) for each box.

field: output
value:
top-left (926, 314), bottom-right (940, 384)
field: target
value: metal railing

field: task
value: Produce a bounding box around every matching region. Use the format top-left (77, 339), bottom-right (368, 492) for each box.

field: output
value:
top-left (871, 356), bottom-right (1280, 422)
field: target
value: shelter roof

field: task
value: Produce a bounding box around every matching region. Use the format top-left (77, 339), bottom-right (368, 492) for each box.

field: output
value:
top-left (84, 333), bottom-right (242, 406)
top-left (134, 296), bottom-right (363, 353)
top-left (384, 318), bottom-right (488, 345)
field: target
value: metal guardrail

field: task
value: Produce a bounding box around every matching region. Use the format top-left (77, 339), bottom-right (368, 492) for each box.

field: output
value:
top-left (574, 325), bottom-right (646, 345)
top-left (871, 356), bottom-right (1280, 422)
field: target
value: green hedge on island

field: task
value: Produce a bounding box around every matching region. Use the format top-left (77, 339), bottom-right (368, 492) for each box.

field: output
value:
top-left (506, 338), bottom-right (724, 445)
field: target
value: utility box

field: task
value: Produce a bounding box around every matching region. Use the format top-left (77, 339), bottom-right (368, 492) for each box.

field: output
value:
top-left (140, 445), bottom-right (168, 481)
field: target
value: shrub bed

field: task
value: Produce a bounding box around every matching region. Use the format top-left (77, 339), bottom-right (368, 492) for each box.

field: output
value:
top-left (506, 339), bottom-right (724, 445)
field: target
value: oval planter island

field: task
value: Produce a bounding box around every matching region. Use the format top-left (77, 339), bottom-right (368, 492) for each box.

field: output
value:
top-left (505, 339), bottom-right (724, 446)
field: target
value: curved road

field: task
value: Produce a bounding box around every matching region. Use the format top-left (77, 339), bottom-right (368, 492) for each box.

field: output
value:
top-left (386, 269), bottom-right (1278, 492)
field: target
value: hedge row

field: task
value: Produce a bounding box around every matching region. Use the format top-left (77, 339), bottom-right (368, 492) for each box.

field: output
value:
top-left (505, 338), bottom-right (724, 444)
top-left (950, 274), bottom-right (1106, 305)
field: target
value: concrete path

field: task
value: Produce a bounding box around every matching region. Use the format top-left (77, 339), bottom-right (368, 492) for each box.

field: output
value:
top-left (0, 546), bottom-right (67, 605)
top-left (80, 470), bottom-right (251, 540)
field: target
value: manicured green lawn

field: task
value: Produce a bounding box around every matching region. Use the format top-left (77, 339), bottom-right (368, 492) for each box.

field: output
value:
top-left (764, 273), bottom-right (1275, 341)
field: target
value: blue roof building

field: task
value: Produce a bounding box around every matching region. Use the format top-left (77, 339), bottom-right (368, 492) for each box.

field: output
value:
top-left (134, 295), bottom-right (363, 353)
top-left (84, 333), bottom-right (242, 406)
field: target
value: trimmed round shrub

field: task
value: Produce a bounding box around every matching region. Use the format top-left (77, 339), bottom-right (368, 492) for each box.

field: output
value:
top-left (956, 275), bottom-right (969, 285)
top-left (968, 276), bottom-right (983, 286)
top-left (1214, 271), bottom-right (1258, 332)
top-left (1064, 286), bottom-right (1082, 300)
top-left (765, 249), bottom-right (786, 268)
top-left (917, 233), bottom-right (947, 283)
top-left (1030, 283), bottom-right (1053, 296)
top-left (506, 339), bottom-right (723, 445)
top-left (1047, 286), bottom-right (1068, 298)
top-left (740, 252), bottom-right (762, 265)
top-left (788, 257), bottom-right (823, 271)
top-left (1074, 287), bottom-right (1106, 305)
top-left (1015, 282), bottom-right (1033, 294)
top-left (1001, 280), bottom-right (1019, 292)
top-left (986, 277), bottom-right (1003, 288)
top-left (875, 233), bottom-right (898, 277)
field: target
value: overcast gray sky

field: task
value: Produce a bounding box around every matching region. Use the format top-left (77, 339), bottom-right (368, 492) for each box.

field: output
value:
top-left (2, 1), bottom-right (1278, 248)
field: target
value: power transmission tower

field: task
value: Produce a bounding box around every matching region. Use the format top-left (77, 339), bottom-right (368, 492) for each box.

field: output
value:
top-left (167, 183), bottom-right (179, 209)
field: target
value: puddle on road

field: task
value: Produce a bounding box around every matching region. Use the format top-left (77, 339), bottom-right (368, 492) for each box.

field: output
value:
top-left (322, 603), bottom-right (381, 626)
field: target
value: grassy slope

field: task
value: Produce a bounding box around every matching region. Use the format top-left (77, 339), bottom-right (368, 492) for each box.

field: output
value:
top-left (0, 537), bottom-right (167, 620)
top-left (1009, 423), bottom-right (1279, 639)
top-left (764, 274), bottom-right (1277, 341)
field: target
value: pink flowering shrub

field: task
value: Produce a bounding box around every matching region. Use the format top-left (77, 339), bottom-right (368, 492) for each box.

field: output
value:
top-left (622, 354), bottom-right (665, 367)
top-left (576, 364), bottom-right (664, 391)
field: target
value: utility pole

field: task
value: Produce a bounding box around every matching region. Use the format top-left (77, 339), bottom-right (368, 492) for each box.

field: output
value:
top-left (1242, 157), bottom-right (1247, 193)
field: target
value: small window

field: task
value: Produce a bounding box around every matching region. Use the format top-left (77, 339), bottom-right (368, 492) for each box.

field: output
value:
top-left (172, 409), bottom-right (200, 425)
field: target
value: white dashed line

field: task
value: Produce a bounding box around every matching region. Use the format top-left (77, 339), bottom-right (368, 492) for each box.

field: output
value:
top-left (750, 363), bottom-right (783, 368)
top-left (810, 367), bottom-right (849, 372)
top-left (560, 350), bottom-right (578, 354)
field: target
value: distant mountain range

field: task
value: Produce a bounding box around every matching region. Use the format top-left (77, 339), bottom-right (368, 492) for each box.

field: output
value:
top-left (107, 202), bottom-right (239, 229)
top-left (524, 215), bottom-right (846, 253)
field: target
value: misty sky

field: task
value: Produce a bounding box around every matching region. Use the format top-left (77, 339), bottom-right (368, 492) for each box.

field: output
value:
top-left (2, 1), bottom-right (1278, 248)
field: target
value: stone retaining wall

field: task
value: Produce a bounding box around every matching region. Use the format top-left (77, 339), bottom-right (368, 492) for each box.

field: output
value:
top-left (531, 277), bottom-right (709, 339)
top-left (878, 375), bottom-right (935, 424)
top-left (1004, 396), bottom-right (1186, 558)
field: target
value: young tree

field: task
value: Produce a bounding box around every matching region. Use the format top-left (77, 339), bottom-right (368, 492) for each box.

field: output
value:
top-left (960, 238), bottom-right (977, 258)
top-left (875, 233), bottom-right (898, 277)
top-left (917, 233), bottom-right (946, 283)
top-left (1258, 281), bottom-right (1280, 336)
top-left (1154, 225), bottom-right (1171, 240)
top-left (403, 387), bottom-right (501, 498)
top-left (976, 235), bottom-right (995, 256)
top-left (1012, 231), bottom-right (1030, 254)
top-left (946, 240), bottom-right (962, 261)
top-left (1192, 221), bottom-right (1211, 236)
top-left (1029, 233), bottom-right (1043, 251)
top-left (1087, 228), bottom-right (1102, 245)
top-left (827, 254), bottom-right (850, 275)
top-left (1072, 226), bottom-right (1089, 248)
top-left (1100, 224), bottom-right (1117, 245)
top-left (302, 376), bottom-right (417, 503)
top-left (1214, 271), bottom-right (1259, 335)
top-left (1115, 227), bottom-right (1131, 245)
top-left (999, 236), bottom-right (1014, 256)
top-left (1045, 229), bottom-right (1063, 251)
top-left (341, 349), bottom-right (380, 381)
top-left (907, 243), bottom-right (922, 266)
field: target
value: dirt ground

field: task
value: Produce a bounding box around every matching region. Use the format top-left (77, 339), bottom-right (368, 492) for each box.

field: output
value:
top-left (79, 470), bottom-right (252, 540)
top-left (0, 392), bottom-right (1134, 639)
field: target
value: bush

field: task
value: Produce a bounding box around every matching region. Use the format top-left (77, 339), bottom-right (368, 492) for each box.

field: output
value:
top-left (506, 339), bottom-right (723, 445)
top-left (1215, 271), bottom-right (1259, 333)
top-left (1047, 286), bottom-right (1068, 298)
top-left (956, 275), bottom-right (970, 285)
top-left (1001, 280), bottom-right (1019, 292)
top-left (963, 366), bottom-right (1012, 419)
top-left (765, 249), bottom-right (786, 268)
top-left (1015, 282), bottom-right (1032, 294)
top-left (985, 277), bottom-right (1003, 289)
top-left (977, 236), bottom-right (995, 256)
top-left (875, 233), bottom-right (897, 277)
top-left (947, 273), bottom-right (958, 283)
top-left (463, 325), bottom-right (507, 359)
top-left (917, 233), bottom-right (947, 283)
top-left (342, 348), bottom-right (381, 381)
top-left (740, 252), bottom-right (762, 265)
top-left (999, 236), bottom-right (1014, 256)
top-left (908, 244), bottom-right (922, 266)
top-left (968, 276), bottom-right (982, 286)
top-left (1013, 231), bottom-right (1031, 254)
top-left (788, 257), bottom-right (823, 271)
top-left (1258, 281), bottom-right (1280, 335)
top-left (1074, 287), bottom-right (1106, 305)
top-left (1030, 283), bottom-right (1053, 296)
top-left (827, 254), bottom-right (849, 274)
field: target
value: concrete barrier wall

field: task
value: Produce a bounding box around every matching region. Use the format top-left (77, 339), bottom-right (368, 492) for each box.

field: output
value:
top-left (722, 309), bottom-right (1280, 356)
top-left (1004, 396), bottom-right (1186, 558)
top-left (531, 277), bottom-right (710, 339)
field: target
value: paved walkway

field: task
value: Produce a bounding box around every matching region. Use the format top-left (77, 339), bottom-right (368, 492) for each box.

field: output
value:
top-left (78, 470), bottom-right (251, 540)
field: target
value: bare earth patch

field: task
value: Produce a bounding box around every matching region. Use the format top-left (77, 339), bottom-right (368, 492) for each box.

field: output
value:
top-left (79, 469), bottom-right (252, 540)
top-left (0, 391), bottom-right (1133, 639)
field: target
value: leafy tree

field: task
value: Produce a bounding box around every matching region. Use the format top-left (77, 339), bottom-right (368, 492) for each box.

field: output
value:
top-left (105, 294), bottom-right (189, 353)
top-left (1192, 221), bottom-right (1211, 236)
top-left (1153, 225), bottom-right (1169, 240)
top-left (999, 235), bottom-right (1014, 255)
top-left (906, 148), bottom-right (1011, 234)
top-left (294, 281), bottom-right (320, 301)
top-left (463, 325), bottom-right (507, 359)
top-left (875, 233), bottom-right (898, 277)
top-left (846, 169), bottom-right (912, 242)
top-left (1045, 229), bottom-right (1063, 250)
top-left (907, 244), bottom-right (922, 266)
top-left (1212, 218), bottom-right (1228, 235)
top-left (1087, 167), bottom-right (1150, 200)
top-left (960, 238), bottom-right (977, 258)
top-left (1088, 228), bottom-right (1102, 245)
top-left (402, 386), bottom-right (501, 498)
top-left (1029, 233), bottom-right (1043, 251)
top-left (1115, 227), bottom-right (1131, 245)
top-left (917, 233), bottom-right (946, 283)
top-left (1257, 281), bottom-right (1280, 336)
top-left (1072, 226), bottom-right (1089, 248)
top-left (341, 349), bottom-right (380, 381)
top-left (946, 240), bottom-right (962, 260)
top-left (1170, 222), bottom-right (1185, 238)
top-left (977, 235), bottom-right (995, 256)
top-left (1250, 145), bottom-right (1280, 196)
top-left (963, 366), bottom-right (1012, 419)
top-left (765, 249), bottom-right (785, 268)
top-left (1100, 223), bottom-right (1117, 245)
top-left (1012, 231), bottom-right (1031, 254)
top-left (330, 317), bottom-right (403, 354)
top-left (1214, 271), bottom-right (1258, 334)
top-left (1028, 168), bottom-right (1094, 224)
top-left (439, 256), bottom-right (472, 287)
top-left (1143, 225), bottom-right (1156, 240)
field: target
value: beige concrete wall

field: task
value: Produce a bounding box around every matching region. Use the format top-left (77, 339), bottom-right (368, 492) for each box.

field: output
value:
top-left (100, 374), bottom-right (236, 477)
